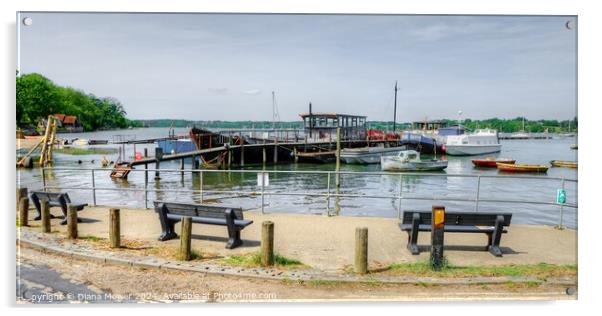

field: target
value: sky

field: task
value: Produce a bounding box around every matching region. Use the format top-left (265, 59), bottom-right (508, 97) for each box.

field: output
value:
top-left (18, 13), bottom-right (577, 122)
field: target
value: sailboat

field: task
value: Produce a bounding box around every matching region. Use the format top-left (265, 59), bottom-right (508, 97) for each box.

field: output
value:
top-left (511, 117), bottom-right (530, 139)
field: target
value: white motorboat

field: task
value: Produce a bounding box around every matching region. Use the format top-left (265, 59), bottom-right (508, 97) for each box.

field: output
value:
top-left (444, 129), bottom-right (501, 156)
top-left (340, 145), bottom-right (404, 164)
top-left (381, 150), bottom-right (448, 171)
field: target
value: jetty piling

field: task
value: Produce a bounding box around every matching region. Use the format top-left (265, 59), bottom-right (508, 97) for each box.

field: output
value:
top-left (41, 200), bottom-right (51, 233)
top-left (67, 205), bottom-right (78, 239)
top-left (18, 197), bottom-right (29, 227)
top-left (354, 227), bottom-right (368, 274)
top-left (109, 208), bottom-right (120, 248)
top-left (336, 127), bottom-right (341, 188)
top-left (154, 147), bottom-right (163, 180)
top-left (261, 221), bottom-right (275, 267)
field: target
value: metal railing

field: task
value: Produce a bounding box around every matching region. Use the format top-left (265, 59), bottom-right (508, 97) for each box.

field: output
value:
top-left (40, 167), bottom-right (578, 227)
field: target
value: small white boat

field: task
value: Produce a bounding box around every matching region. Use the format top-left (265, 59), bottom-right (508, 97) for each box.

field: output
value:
top-left (71, 138), bottom-right (89, 147)
top-left (445, 129), bottom-right (501, 156)
top-left (340, 145), bottom-right (404, 164)
top-left (381, 150), bottom-right (448, 171)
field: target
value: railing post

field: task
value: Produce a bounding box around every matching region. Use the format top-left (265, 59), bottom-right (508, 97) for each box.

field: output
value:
top-left (144, 167), bottom-right (149, 209)
top-left (326, 172), bottom-right (331, 215)
top-left (200, 170), bottom-right (204, 203)
top-left (474, 175), bottom-right (481, 212)
top-left (397, 173), bottom-right (403, 219)
top-left (91, 169), bottom-right (97, 206)
top-left (559, 178), bottom-right (566, 228)
top-left (261, 172), bottom-right (265, 214)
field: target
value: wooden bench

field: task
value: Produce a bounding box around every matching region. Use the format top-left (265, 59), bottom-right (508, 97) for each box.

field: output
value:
top-left (399, 210), bottom-right (512, 257)
top-left (29, 191), bottom-right (88, 225)
top-left (154, 201), bottom-right (253, 249)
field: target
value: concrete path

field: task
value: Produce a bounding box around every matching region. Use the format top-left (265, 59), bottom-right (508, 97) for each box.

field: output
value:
top-left (24, 206), bottom-right (577, 271)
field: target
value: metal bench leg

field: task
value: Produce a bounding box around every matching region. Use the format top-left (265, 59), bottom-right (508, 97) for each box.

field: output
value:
top-left (225, 209), bottom-right (243, 249)
top-left (157, 204), bottom-right (177, 241)
top-left (30, 194), bottom-right (42, 220)
top-left (407, 213), bottom-right (420, 255)
top-left (488, 215), bottom-right (504, 257)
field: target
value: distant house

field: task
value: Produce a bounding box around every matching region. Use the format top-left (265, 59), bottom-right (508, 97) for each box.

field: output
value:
top-left (52, 113), bottom-right (83, 132)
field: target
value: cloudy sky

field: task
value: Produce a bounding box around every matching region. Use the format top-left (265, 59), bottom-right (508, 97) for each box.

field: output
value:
top-left (18, 13), bottom-right (577, 122)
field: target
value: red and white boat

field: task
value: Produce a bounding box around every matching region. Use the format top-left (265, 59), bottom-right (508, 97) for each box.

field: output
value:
top-left (472, 157), bottom-right (516, 168)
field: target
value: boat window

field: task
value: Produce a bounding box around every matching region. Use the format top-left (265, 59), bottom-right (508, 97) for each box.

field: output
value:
top-left (408, 153), bottom-right (417, 159)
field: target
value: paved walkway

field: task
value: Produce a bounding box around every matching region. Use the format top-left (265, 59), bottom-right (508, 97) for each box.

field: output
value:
top-left (24, 206), bottom-right (577, 271)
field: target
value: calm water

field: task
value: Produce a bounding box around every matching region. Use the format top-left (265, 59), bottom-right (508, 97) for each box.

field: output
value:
top-left (17, 128), bottom-right (578, 228)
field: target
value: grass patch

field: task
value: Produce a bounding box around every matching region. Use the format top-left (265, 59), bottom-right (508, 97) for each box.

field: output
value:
top-left (176, 249), bottom-right (203, 261)
top-left (385, 260), bottom-right (577, 278)
top-left (219, 252), bottom-right (305, 269)
top-left (55, 147), bottom-right (117, 155)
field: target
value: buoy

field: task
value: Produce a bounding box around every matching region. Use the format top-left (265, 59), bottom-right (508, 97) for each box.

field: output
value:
top-left (77, 160), bottom-right (82, 164)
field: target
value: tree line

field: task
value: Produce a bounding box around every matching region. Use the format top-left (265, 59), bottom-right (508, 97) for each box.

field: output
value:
top-left (138, 117), bottom-right (577, 133)
top-left (16, 73), bottom-right (141, 131)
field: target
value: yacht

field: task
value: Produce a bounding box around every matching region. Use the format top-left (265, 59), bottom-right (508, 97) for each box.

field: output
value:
top-left (444, 129), bottom-right (502, 156)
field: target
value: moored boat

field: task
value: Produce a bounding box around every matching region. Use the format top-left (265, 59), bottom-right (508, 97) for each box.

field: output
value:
top-left (496, 162), bottom-right (548, 173)
top-left (295, 150), bottom-right (336, 163)
top-left (341, 145), bottom-right (404, 164)
top-left (570, 144), bottom-right (578, 150)
top-left (381, 150), bottom-right (448, 171)
top-left (445, 129), bottom-right (502, 156)
top-left (472, 157), bottom-right (516, 168)
top-left (550, 160), bottom-right (577, 168)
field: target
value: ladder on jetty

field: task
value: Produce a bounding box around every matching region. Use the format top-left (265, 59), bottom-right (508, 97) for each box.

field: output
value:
top-left (17, 115), bottom-right (58, 168)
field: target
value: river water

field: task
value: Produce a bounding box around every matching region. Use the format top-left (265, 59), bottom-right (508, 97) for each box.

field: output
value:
top-left (16, 128), bottom-right (578, 229)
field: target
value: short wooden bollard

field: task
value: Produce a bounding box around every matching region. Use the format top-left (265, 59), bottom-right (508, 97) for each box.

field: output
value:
top-left (109, 208), bottom-right (121, 248)
top-left (67, 204), bottom-right (78, 239)
top-left (41, 200), bottom-right (51, 233)
top-left (354, 227), bottom-right (368, 274)
top-left (18, 197), bottom-right (29, 227)
top-left (261, 221), bottom-right (274, 267)
top-left (179, 216), bottom-right (192, 261)
top-left (17, 187), bottom-right (28, 211)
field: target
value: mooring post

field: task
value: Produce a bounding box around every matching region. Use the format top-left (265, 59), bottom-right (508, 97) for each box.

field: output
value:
top-left (431, 205), bottom-right (445, 271)
top-left (16, 187), bottom-right (28, 212)
top-left (180, 158), bottom-right (185, 179)
top-left (240, 137), bottom-right (245, 167)
top-left (273, 138), bottom-right (278, 163)
top-left (18, 197), bottom-right (29, 227)
top-left (261, 221), bottom-right (274, 267)
top-left (336, 127), bottom-right (341, 188)
top-left (354, 227), bottom-right (368, 274)
top-left (109, 208), bottom-right (120, 248)
top-left (262, 143), bottom-right (267, 165)
top-left (41, 200), bottom-right (51, 233)
top-left (67, 204), bottom-right (78, 239)
top-left (154, 147), bottom-right (163, 180)
top-left (293, 146), bottom-right (298, 163)
top-left (180, 216), bottom-right (192, 261)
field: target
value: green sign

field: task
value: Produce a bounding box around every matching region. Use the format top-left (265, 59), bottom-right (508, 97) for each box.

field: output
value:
top-left (557, 189), bottom-right (567, 204)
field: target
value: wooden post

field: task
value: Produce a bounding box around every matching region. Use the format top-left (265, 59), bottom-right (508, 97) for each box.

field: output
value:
top-left (336, 127), bottom-right (341, 188)
top-left (261, 221), bottom-right (274, 266)
top-left (154, 147), bottom-right (163, 180)
top-left (41, 200), bottom-right (51, 233)
top-left (67, 204), bottom-right (78, 239)
top-left (240, 137), bottom-right (245, 167)
top-left (180, 158), bottom-right (185, 178)
top-left (17, 187), bottom-right (28, 211)
top-left (273, 138), bottom-right (278, 163)
top-left (179, 216), bottom-right (192, 261)
top-left (18, 197), bottom-right (29, 227)
top-left (354, 227), bottom-right (368, 274)
top-left (262, 144), bottom-right (267, 165)
top-left (109, 208), bottom-right (120, 248)
top-left (293, 146), bottom-right (298, 163)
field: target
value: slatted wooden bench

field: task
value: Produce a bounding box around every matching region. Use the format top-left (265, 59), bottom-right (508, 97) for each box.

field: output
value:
top-left (399, 210), bottom-right (512, 257)
top-left (29, 191), bottom-right (88, 225)
top-left (154, 201), bottom-right (253, 249)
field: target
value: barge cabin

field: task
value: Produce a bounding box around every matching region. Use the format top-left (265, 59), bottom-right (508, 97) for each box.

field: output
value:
top-left (300, 112), bottom-right (367, 141)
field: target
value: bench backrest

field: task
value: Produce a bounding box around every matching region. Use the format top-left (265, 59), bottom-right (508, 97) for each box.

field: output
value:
top-left (153, 201), bottom-right (244, 219)
top-left (402, 210), bottom-right (512, 226)
top-left (30, 191), bottom-right (71, 204)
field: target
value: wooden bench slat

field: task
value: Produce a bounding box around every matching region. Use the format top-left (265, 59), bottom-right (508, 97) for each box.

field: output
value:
top-left (399, 223), bottom-right (508, 233)
top-left (165, 213), bottom-right (253, 227)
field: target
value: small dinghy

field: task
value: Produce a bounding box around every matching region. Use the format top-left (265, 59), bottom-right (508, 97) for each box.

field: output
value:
top-left (472, 157), bottom-right (516, 168)
top-left (110, 162), bottom-right (133, 179)
top-left (381, 150), bottom-right (448, 172)
top-left (496, 162), bottom-right (548, 173)
top-left (550, 160), bottom-right (577, 168)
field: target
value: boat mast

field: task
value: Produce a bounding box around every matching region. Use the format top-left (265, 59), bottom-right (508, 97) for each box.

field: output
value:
top-left (393, 81), bottom-right (398, 132)
top-left (272, 91), bottom-right (276, 130)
